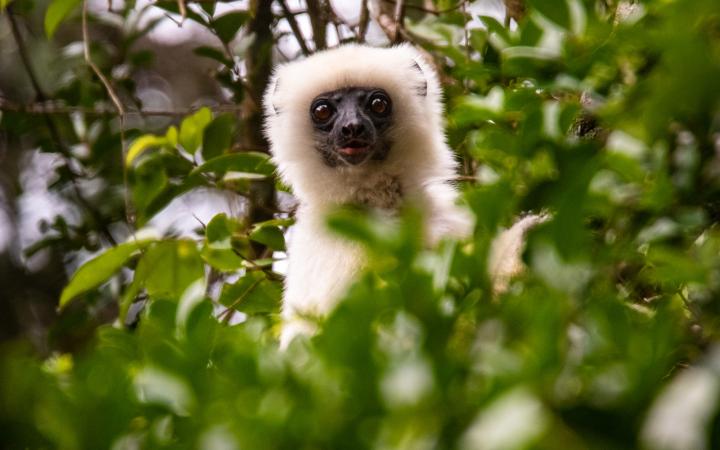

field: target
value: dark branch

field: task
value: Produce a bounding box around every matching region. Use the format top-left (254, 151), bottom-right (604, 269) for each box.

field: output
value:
top-left (0, 99), bottom-right (244, 117)
top-left (358, 0), bottom-right (370, 43)
top-left (278, 0), bottom-right (312, 56)
top-left (305, 0), bottom-right (327, 50)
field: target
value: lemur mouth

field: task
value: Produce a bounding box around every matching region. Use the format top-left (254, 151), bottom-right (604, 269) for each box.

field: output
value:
top-left (337, 140), bottom-right (372, 164)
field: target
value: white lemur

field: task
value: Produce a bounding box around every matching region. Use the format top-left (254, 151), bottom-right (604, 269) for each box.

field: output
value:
top-left (263, 44), bottom-right (542, 347)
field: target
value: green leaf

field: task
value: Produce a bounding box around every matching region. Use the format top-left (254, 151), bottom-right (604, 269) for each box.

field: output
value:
top-left (179, 107), bottom-right (213, 154)
top-left (205, 213), bottom-right (231, 246)
top-left (135, 240), bottom-right (204, 299)
top-left (192, 152), bottom-right (274, 176)
top-left (1, 0), bottom-right (14, 11)
top-left (201, 246), bottom-right (244, 272)
top-left (479, 16), bottom-right (511, 46)
top-left (165, 125), bottom-right (178, 147)
top-left (212, 11), bottom-right (249, 43)
top-left (202, 114), bottom-right (236, 160)
top-left (126, 134), bottom-right (169, 166)
top-left (60, 240), bottom-right (150, 308)
top-left (205, 213), bottom-right (240, 247)
top-left (45, 0), bottom-right (82, 38)
top-left (131, 154), bottom-right (168, 215)
top-left (219, 272), bottom-right (281, 314)
top-left (527, 0), bottom-right (570, 29)
top-left (201, 213), bottom-right (245, 271)
top-left (250, 224), bottom-right (285, 251)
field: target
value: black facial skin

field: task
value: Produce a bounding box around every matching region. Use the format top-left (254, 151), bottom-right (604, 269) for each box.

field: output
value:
top-left (309, 87), bottom-right (394, 167)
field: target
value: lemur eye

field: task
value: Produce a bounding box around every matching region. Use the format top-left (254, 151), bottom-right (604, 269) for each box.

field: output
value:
top-left (311, 101), bottom-right (333, 122)
top-left (369, 94), bottom-right (390, 116)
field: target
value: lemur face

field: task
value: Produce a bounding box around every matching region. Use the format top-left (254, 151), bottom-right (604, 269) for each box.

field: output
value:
top-left (308, 87), bottom-right (394, 167)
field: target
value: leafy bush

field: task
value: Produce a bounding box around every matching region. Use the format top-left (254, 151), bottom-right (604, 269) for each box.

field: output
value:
top-left (1, 0), bottom-right (719, 449)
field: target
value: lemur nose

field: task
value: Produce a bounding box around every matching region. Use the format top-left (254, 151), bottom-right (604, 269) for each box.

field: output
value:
top-left (341, 121), bottom-right (365, 137)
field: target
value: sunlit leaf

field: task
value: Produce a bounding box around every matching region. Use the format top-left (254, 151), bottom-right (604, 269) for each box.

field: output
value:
top-left (126, 134), bottom-right (169, 166)
top-left (202, 213), bottom-right (244, 271)
top-left (45, 0), bottom-right (82, 38)
top-left (135, 240), bottom-right (204, 299)
top-left (179, 107), bottom-right (213, 154)
top-left (60, 240), bottom-right (152, 308)
top-left (250, 224), bottom-right (285, 251)
top-left (192, 152), bottom-right (274, 176)
top-left (219, 272), bottom-right (281, 314)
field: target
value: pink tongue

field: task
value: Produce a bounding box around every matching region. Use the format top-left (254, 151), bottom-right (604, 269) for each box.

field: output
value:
top-left (339, 146), bottom-right (367, 156)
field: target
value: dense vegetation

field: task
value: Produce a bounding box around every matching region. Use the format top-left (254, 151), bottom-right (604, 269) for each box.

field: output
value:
top-left (1, 0), bottom-right (719, 448)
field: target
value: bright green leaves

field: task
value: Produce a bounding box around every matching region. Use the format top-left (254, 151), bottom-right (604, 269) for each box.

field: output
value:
top-left (201, 214), bottom-right (289, 272)
top-left (192, 152), bottom-right (274, 177)
top-left (135, 240), bottom-right (204, 299)
top-left (201, 213), bottom-right (245, 271)
top-left (250, 220), bottom-right (287, 252)
top-left (59, 239), bottom-right (151, 309)
top-left (126, 107), bottom-right (234, 167)
top-left (179, 107), bottom-right (212, 154)
top-left (60, 238), bottom-right (204, 316)
top-left (126, 126), bottom-right (178, 166)
top-left (8, 0), bottom-right (720, 448)
top-left (125, 109), bottom-right (274, 226)
top-left (527, 0), bottom-right (571, 30)
top-left (44, 0), bottom-right (81, 38)
top-left (219, 271), bottom-right (281, 315)
top-left (202, 114), bottom-right (236, 160)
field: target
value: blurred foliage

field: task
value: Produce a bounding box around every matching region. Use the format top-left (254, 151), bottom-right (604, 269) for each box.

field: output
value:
top-left (2, 0), bottom-right (720, 449)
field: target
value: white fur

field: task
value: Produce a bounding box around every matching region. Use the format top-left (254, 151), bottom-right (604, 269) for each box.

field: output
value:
top-left (488, 213), bottom-right (550, 294)
top-left (264, 44), bottom-right (473, 347)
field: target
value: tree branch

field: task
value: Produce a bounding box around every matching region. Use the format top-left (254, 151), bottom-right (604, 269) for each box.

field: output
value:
top-left (278, 0), bottom-right (311, 56)
top-left (176, 0), bottom-right (187, 24)
top-left (358, 0), bottom-right (370, 42)
top-left (305, 0), bottom-right (327, 50)
top-left (0, 99), bottom-right (244, 117)
top-left (82, 0), bottom-right (125, 117)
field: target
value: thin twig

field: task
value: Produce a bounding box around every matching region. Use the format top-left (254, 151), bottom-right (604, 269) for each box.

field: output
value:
top-left (0, 99), bottom-right (245, 117)
top-left (393, 0), bottom-right (405, 39)
top-left (323, 3), bottom-right (352, 42)
top-left (82, 1), bottom-right (125, 117)
top-left (176, 0), bottom-right (187, 24)
top-left (163, 12), bottom-right (183, 27)
top-left (6, 8), bottom-right (118, 246)
top-left (82, 0), bottom-right (135, 228)
top-left (278, 0), bottom-right (311, 56)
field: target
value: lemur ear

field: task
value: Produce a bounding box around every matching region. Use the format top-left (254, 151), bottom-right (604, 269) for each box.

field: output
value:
top-left (410, 60), bottom-right (428, 97)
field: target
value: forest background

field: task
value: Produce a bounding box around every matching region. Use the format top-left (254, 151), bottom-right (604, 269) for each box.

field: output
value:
top-left (1, 0), bottom-right (720, 449)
